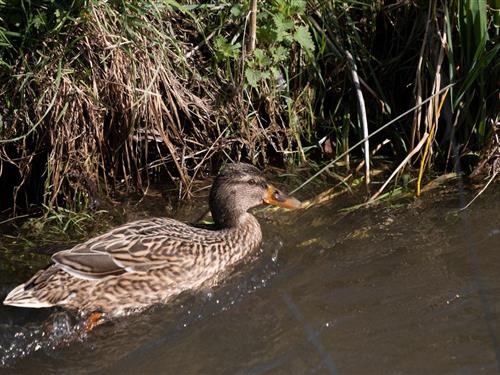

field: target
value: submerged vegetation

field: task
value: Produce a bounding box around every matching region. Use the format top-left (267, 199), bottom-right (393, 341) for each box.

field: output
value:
top-left (0, 0), bottom-right (498, 219)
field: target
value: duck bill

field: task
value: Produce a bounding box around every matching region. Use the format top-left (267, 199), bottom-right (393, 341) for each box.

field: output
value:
top-left (263, 185), bottom-right (302, 209)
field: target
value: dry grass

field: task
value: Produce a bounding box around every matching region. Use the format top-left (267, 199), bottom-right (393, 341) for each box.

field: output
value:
top-left (0, 0), bottom-right (498, 218)
top-left (1, 2), bottom-right (222, 213)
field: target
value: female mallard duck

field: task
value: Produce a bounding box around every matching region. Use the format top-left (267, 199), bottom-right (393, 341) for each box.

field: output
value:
top-left (3, 163), bottom-right (301, 318)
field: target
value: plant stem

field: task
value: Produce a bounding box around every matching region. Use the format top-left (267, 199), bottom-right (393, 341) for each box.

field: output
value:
top-left (247, 0), bottom-right (257, 55)
top-left (346, 51), bottom-right (370, 187)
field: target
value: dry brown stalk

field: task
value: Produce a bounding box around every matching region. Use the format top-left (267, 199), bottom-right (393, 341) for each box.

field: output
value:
top-left (247, 0), bottom-right (258, 55)
top-left (369, 132), bottom-right (430, 202)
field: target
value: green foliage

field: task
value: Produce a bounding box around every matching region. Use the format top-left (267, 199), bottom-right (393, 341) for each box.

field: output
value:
top-left (25, 206), bottom-right (107, 234)
top-left (294, 25), bottom-right (315, 53)
top-left (448, 0), bottom-right (499, 151)
top-left (0, 0), bottom-right (85, 70)
top-left (245, 0), bottom-right (315, 89)
top-left (211, 0), bottom-right (315, 91)
top-left (213, 35), bottom-right (241, 61)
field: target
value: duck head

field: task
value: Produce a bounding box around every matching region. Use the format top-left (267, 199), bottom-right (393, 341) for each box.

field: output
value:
top-left (209, 163), bottom-right (301, 228)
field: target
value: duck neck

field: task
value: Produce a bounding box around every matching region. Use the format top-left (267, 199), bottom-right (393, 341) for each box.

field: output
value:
top-left (210, 194), bottom-right (248, 229)
top-left (225, 213), bottom-right (263, 257)
top-left (212, 208), bottom-right (245, 229)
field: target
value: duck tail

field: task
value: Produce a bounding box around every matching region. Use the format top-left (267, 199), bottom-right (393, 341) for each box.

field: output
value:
top-left (3, 268), bottom-right (60, 308)
top-left (3, 282), bottom-right (56, 308)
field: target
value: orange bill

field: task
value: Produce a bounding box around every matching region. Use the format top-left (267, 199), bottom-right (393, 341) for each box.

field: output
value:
top-left (263, 185), bottom-right (302, 209)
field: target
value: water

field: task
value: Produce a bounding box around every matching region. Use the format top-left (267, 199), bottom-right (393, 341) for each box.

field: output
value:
top-left (0, 183), bottom-right (499, 374)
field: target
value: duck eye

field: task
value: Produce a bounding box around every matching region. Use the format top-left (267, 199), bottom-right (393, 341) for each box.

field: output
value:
top-left (248, 179), bottom-right (257, 185)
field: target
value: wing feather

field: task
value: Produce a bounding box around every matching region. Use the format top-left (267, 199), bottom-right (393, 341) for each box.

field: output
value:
top-left (51, 217), bottom-right (220, 280)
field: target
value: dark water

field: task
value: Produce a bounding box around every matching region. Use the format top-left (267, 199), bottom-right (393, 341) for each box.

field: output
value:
top-left (0, 182), bottom-right (499, 374)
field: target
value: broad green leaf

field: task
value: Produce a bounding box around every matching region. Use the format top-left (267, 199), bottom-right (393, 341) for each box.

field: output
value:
top-left (230, 4), bottom-right (242, 17)
top-left (270, 66), bottom-right (281, 79)
top-left (290, 0), bottom-right (306, 15)
top-left (254, 48), bottom-right (270, 66)
top-left (294, 25), bottom-right (315, 52)
top-left (213, 36), bottom-right (240, 60)
top-left (260, 71), bottom-right (271, 80)
top-left (273, 13), bottom-right (294, 42)
top-left (245, 67), bottom-right (260, 88)
top-left (271, 45), bottom-right (288, 62)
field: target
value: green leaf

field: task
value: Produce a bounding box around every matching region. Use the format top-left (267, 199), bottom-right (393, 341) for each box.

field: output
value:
top-left (245, 67), bottom-right (260, 88)
top-left (294, 25), bottom-right (315, 52)
top-left (289, 0), bottom-right (306, 15)
top-left (33, 13), bottom-right (47, 30)
top-left (254, 48), bottom-right (270, 66)
top-left (213, 36), bottom-right (240, 60)
top-left (273, 14), bottom-right (294, 42)
top-left (270, 66), bottom-right (281, 79)
top-left (271, 45), bottom-right (288, 63)
top-left (230, 4), bottom-right (242, 17)
top-left (260, 71), bottom-right (271, 80)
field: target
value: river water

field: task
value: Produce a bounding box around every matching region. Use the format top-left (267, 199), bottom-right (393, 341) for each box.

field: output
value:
top-left (0, 180), bottom-right (499, 374)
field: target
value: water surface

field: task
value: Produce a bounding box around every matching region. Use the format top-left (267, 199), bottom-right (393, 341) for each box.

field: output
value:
top-left (1, 182), bottom-right (499, 374)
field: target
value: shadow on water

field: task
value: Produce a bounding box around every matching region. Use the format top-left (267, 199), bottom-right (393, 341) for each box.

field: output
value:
top-left (0, 182), bottom-right (499, 374)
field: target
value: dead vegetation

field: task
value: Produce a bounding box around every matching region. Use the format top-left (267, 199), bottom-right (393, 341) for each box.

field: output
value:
top-left (1, 2), bottom-right (223, 214)
top-left (0, 0), bottom-right (498, 218)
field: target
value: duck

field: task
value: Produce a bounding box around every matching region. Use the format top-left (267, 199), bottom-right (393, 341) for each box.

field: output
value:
top-left (3, 163), bottom-right (301, 319)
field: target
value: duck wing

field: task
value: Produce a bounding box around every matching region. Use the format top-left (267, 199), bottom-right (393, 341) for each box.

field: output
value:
top-left (52, 218), bottom-right (210, 280)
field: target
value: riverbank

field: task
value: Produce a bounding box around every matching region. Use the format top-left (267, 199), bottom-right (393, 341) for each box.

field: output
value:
top-left (0, 0), bottom-right (498, 219)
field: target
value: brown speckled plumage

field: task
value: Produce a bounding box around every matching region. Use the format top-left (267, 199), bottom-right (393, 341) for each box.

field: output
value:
top-left (3, 163), bottom-right (300, 317)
